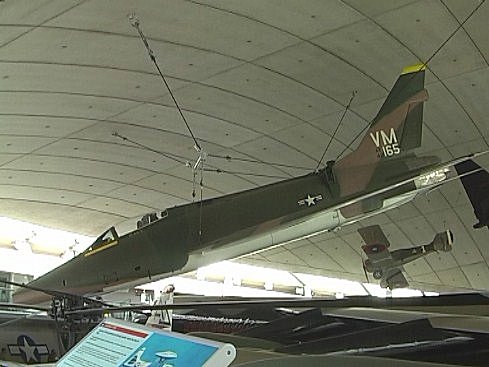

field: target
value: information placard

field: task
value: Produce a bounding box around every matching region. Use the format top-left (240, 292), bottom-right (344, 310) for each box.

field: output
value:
top-left (56, 318), bottom-right (236, 367)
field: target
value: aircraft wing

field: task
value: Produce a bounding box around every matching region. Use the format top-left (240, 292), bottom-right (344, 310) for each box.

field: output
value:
top-left (384, 267), bottom-right (409, 289)
top-left (454, 159), bottom-right (489, 229)
top-left (359, 225), bottom-right (392, 264)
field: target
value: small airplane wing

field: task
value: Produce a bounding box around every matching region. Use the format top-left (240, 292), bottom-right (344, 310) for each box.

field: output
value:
top-left (383, 267), bottom-right (409, 289)
top-left (359, 225), bottom-right (392, 264)
top-left (454, 159), bottom-right (489, 229)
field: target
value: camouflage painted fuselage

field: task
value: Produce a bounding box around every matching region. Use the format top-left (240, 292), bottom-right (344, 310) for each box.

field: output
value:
top-left (15, 153), bottom-right (443, 303)
top-left (15, 66), bottom-right (455, 304)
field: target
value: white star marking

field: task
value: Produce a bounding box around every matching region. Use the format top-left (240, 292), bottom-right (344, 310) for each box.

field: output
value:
top-left (19, 336), bottom-right (38, 363)
top-left (304, 195), bottom-right (316, 206)
top-left (298, 194), bottom-right (323, 207)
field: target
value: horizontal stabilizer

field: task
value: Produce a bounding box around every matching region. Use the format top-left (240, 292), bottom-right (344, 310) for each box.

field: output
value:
top-left (455, 160), bottom-right (489, 229)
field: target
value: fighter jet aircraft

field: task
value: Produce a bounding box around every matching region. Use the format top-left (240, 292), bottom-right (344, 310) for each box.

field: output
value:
top-left (359, 225), bottom-right (453, 289)
top-left (13, 65), bottom-right (478, 304)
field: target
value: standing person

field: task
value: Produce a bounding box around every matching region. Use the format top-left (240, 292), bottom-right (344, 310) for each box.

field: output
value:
top-left (145, 284), bottom-right (175, 330)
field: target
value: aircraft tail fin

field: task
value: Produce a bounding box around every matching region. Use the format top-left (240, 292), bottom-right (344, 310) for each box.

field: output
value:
top-left (336, 64), bottom-right (428, 169)
top-left (431, 230), bottom-right (453, 252)
top-left (455, 159), bottom-right (489, 229)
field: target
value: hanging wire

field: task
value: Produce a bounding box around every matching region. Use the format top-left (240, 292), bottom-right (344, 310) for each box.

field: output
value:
top-left (112, 132), bottom-right (188, 165)
top-left (129, 14), bottom-right (202, 152)
top-left (315, 90), bottom-right (357, 171)
top-left (203, 168), bottom-right (287, 179)
top-left (199, 158), bottom-right (205, 240)
top-left (207, 153), bottom-right (312, 171)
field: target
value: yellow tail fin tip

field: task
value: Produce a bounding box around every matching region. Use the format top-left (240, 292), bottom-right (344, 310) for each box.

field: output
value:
top-left (402, 63), bottom-right (426, 74)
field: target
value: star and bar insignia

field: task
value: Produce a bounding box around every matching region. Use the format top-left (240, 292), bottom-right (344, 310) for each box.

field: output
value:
top-left (298, 194), bottom-right (323, 207)
top-left (8, 335), bottom-right (49, 363)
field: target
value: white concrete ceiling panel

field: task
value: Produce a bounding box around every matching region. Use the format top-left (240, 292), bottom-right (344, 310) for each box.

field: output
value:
top-left (254, 245), bottom-right (287, 258)
top-left (309, 109), bottom-right (367, 156)
top-left (78, 196), bottom-right (155, 218)
top-left (204, 63), bottom-right (343, 122)
top-left (349, 95), bottom-right (387, 122)
top-left (409, 271), bottom-right (443, 288)
top-left (170, 84), bottom-right (302, 134)
top-left (437, 180), bottom-right (472, 210)
top-left (0, 199), bottom-right (123, 235)
top-left (233, 136), bottom-right (319, 176)
top-left (0, 26), bottom-right (31, 46)
top-left (425, 249), bottom-right (459, 274)
top-left (66, 122), bottom-right (199, 168)
top-left (0, 154), bottom-right (20, 166)
top-left (256, 41), bottom-right (387, 106)
top-left (181, 152), bottom-right (293, 190)
top-left (335, 232), bottom-right (364, 257)
top-left (110, 103), bottom-right (260, 153)
top-left (445, 68), bottom-right (489, 138)
top-left (0, 28), bottom-right (151, 72)
top-left (384, 203), bottom-right (421, 223)
top-left (164, 164), bottom-right (250, 196)
top-left (236, 256), bottom-right (356, 282)
top-left (33, 139), bottom-right (178, 173)
top-left (436, 267), bottom-right (471, 288)
top-left (423, 82), bottom-right (482, 147)
top-left (106, 185), bottom-right (184, 211)
top-left (413, 190), bottom-right (452, 216)
top-left (0, 116), bottom-right (95, 137)
top-left (184, 112), bottom-right (261, 149)
top-left (448, 137), bottom-right (488, 159)
top-left (284, 237), bottom-right (315, 251)
top-left (439, 0), bottom-right (483, 20)
top-left (462, 262), bottom-right (489, 290)
top-left (0, 62), bottom-right (169, 102)
top-left (455, 205), bottom-right (489, 264)
top-left (47, 0), bottom-right (299, 61)
top-left (195, 0), bottom-right (363, 39)
top-left (463, 2), bottom-right (489, 63)
top-left (273, 122), bottom-right (345, 164)
top-left (264, 249), bottom-right (308, 267)
top-left (310, 235), bottom-right (362, 274)
top-left (289, 243), bottom-right (345, 272)
top-left (341, 0), bottom-right (420, 18)
top-left (429, 31), bottom-right (487, 80)
top-left (135, 173), bottom-right (199, 203)
top-left (312, 19), bottom-right (415, 88)
top-left (404, 259), bottom-right (436, 278)
top-left (374, 0), bottom-right (459, 61)
top-left (107, 103), bottom-right (194, 137)
top-left (3, 155), bottom-right (151, 184)
top-left (0, 91), bottom-right (137, 120)
top-left (357, 213), bottom-right (393, 228)
top-left (392, 215), bottom-right (441, 248)
top-left (0, 0), bottom-right (79, 24)
top-left (0, 184), bottom-right (91, 206)
top-left (0, 169), bottom-right (120, 196)
top-left (0, 29), bottom-right (234, 85)
top-left (0, 135), bottom-right (55, 154)
top-left (424, 208), bottom-right (484, 267)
